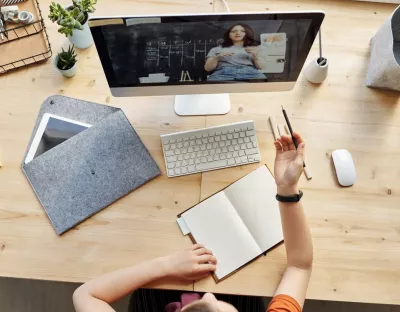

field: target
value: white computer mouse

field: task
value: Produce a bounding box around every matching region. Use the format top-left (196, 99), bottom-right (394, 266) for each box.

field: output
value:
top-left (332, 149), bottom-right (356, 186)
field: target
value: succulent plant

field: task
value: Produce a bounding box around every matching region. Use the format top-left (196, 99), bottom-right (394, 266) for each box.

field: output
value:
top-left (57, 45), bottom-right (77, 70)
top-left (48, 0), bottom-right (97, 37)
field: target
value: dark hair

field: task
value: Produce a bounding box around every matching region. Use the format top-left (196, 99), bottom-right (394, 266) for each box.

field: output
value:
top-left (183, 301), bottom-right (215, 312)
top-left (222, 23), bottom-right (259, 47)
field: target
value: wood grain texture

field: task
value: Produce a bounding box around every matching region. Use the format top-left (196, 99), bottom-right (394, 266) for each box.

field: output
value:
top-left (0, 0), bottom-right (399, 306)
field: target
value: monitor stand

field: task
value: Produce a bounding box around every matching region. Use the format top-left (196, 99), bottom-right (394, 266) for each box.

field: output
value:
top-left (174, 94), bottom-right (230, 116)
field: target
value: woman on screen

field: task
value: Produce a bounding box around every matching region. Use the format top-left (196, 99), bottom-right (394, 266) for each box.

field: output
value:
top-left (204, 23), bottom-right (266, 81)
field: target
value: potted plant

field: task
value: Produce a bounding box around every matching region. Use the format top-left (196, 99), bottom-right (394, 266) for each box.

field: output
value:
top-left (55, 45), bottom-right (78, 77)
top-left (49, 0), bottom-right (97, 49)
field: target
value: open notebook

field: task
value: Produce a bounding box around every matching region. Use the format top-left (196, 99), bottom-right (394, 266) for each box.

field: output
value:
top-left (177, 165), bottom-right (283, 282)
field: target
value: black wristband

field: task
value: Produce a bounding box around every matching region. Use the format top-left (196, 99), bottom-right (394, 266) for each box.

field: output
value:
top-left (276, 190), bottom-right (303, 203)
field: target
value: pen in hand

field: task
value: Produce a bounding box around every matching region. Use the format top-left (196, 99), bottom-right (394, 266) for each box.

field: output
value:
top-left (281, 106), bottom-right (312, 180)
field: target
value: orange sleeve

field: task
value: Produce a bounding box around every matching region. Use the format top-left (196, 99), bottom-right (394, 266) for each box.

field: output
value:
top-left (267, 294), bottom-right (301, 312)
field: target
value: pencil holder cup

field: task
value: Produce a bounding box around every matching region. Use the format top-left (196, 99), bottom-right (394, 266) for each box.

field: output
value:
top-left (304, 57), bottom-right (329, 84)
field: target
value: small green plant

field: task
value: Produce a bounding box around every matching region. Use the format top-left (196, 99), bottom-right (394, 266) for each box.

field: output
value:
top-left (49, 0), bottom-right (97, 37)
top-left (57, 45), bottom-right (77, 70)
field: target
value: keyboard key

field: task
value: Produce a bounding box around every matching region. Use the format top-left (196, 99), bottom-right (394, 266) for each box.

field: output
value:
top-left (216, 148), bottom-right (222, 154)
top-left (190, 136), bottom-right (195, 140)
top-left (164, 145), bottom-right (170, 151)
top-left (246, 143), bottom-right (253, 149)
top-left (234, 128), bottom-right (240, 133)
top-left (232, 139), bottom-right (238, 145)
top-left (219, 141), bottom-right (225, 147)
top-left (168, 169), bottom-right (175, 176)
top-left (194, 146), bottom-right (200, 152)
top-left (190, 153), bottom-right (196, 159)
top-left (227, 134), bottom-right (233, 139)
top-left (200, 145), bottom-right (206, 151)
top-left (188, 165), bottom-right (195, 172)
top-left (202, 134), bottom-right (209, 138)
top-left (209, 137), bottom-right (215, 143)
top-left (226, 141), bottom-right (231, 146)
top-left (254, 155), bottom-right (260, 161)
top-left (245, 148), bottom-right (258, 156)
top-left (181, 167), bottom-right (188, 174)
top-left (206, 143), bottom-right (212, 150)
top-left (227, 152), bottom-right (233, 158)
top-left (213, 142), bottom-right (218, 148)
top-left (189, 159), bottom-right (194, 165)
top-left (233, 151), bottom-right (239, 157)
top-left (190, 141), bottom-right (195, 146)
top-left (235, 157), bottom-right (241, 164)
top-left (170, 140), bottom-right (176, 144)
top-left (233, 133), bottom-right (239, 139)
top-left (228, 146), bottom-right (234, 152)
top-left (220, 154), bottom-right (226, 160)
top-left (182, 160), bottom-right (188, 166)
top-left (197, 151), bottom-right (202, 157)
top-left (234, 146), bottom-right (240, 151)
top-left (202, 138), bottom-right (208, 144)
top-left (241, 144), bottom-right (247, 150)
top-left (177, 139), bottom-right (182, 143)
top-left (196, 160), bottom-right (227, 171)
top-left (175, 150), bottom-right (181, 155)
top-left (195, 158), bottom-right (201, 164)
top-left (203, 151), bottom-right (209, 156)
top-left (165, 150), bottom-right (175, 157)
top-left (238, 138), bottom-right (244, 144)
top-left (188, 147), bottom-right (194, 153)
top-left (210, 150), bottom-right (216, 155)
top-left (183, 142), bottom-right (189, 147)
top-left (209, 133), bottom-right (215, 137)
top-left (207, 155), bottom-right (213, 162)
top-left (163, 140), bottom-right (169, 145)
top-left (222, 147), bottom-right (228, 153)
top-left (196, 135), bottom-right (202, 139)
top-left (228, 130), bottom-right (234, 133)
top-left (216, 132), bottom-right (221, 135)
top-left (253, 141), bottom-right (257, 148)
top-left (166, 155), bottom-right (177, 162)
top-left (176, 161), bottom-right (182, 167)
top-left (175, 168), bottom-right (181, 175)
top-left (246, 130), bottom-right (255, 136)
top-left (178, 155), bottom-right (183, 161)
top-left (167, 163), bottom-right (175, 169)
top-left (250, 136), bottom-right (256, 142)
top-left (247, 125), bottom-right (254, 130)
top-left (240, 132), bottom-right (245, 138)
top-left (244, 137), bottom-right (250, 143)
top-left (171, 144), bottom-right (176, 149)
top-left (215, 136), bottom-right (221, 142)
top-left (239, 150), bottom-right (245, 156)
top-left (201, 157), bottom-right (207, 163)
top-left (241, 156), bottom-right (248, 162)
top-left (213, 155), bottom-right (219, 161)
top-left (183, 137), bottom-right (189, 141)
top-left (222, 130), bottom-right (227, 134)
top-left (221, 135), bottom-right (227, 140)
top-left (196, 139), bottom-right (202, 145)
top-left (182, 148), bottom-right (187, 154)
top-left (227, 158), bottom-right (235, 165)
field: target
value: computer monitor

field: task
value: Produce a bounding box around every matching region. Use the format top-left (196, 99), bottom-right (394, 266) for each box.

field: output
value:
top-left (89, 12), bottom-right (324, 115)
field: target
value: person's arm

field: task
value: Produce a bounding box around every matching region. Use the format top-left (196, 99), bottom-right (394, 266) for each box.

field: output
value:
top-left (204, 49), bottom-right (234, 72)
top-left (73, 244), bottom-right (216, 312)
top-left (245, 47), bottom-right (264, 70)
top-left (272, 132), bottom-right (313, 309)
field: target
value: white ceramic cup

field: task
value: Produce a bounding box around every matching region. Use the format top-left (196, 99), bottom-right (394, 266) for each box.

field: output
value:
top-left (18, 11), bottom-right (34, 25)
top-left (304, 57), bottom-right (329, 84)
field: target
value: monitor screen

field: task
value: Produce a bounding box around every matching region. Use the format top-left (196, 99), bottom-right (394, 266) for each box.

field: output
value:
top-left (90, 13), bottom-right (324, 89)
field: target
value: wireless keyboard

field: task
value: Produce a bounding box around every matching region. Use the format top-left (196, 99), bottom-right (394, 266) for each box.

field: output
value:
top-left (161, 121), bottom-right (261, 177)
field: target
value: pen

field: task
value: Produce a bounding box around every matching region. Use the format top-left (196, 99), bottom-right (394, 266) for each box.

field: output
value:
top-left (281, 106), bottom-right (312, 180)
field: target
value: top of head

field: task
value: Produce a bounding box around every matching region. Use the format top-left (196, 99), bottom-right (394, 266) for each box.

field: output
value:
top-left (89, 11), bottom-right (324, 97)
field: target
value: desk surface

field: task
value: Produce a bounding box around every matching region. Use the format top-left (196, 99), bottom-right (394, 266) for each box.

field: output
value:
top-left (1, 0), bottom-right (400, 306)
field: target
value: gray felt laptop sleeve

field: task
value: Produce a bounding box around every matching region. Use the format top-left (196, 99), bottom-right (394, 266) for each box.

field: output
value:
top-left (22, 95), bottom-right (161, 235)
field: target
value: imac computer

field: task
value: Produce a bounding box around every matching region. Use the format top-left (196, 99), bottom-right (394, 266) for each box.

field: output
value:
top-left (88, 12), bottom-right (324, 116)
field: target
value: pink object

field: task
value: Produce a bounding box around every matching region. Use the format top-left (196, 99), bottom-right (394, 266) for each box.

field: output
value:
top-left (165, 293), bottom-right (201, 312)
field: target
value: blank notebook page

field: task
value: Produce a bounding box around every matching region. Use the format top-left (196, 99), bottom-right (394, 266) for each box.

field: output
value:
top-left (224, 166), bottom-right (283, 251)
top-left (182, 192), bottom-right (261, 279)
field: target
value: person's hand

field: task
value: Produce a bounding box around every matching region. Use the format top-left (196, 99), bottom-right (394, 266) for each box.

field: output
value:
top-left (161, 244), bottom-right (217, 280)
top-left (245, 47), bottom-right (259, 60)
top-left (217, 52), bottom-right (235, 59)
top-left (274, 132), bottom-right (305, 196)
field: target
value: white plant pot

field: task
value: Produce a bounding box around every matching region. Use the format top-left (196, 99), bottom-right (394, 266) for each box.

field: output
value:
top-left (304, 57), bottom-right (329, 84)
top-left (55, 55), bottom-right (77, 78)
top-left (68, 18), bottom-right (94, 49)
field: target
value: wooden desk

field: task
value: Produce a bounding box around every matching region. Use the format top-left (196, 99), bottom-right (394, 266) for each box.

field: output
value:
top-left (1, 0), bottom-right (399, 306)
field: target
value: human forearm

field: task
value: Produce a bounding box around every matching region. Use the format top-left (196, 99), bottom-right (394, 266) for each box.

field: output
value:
top-left (204, 57), bottom-right (219, 71)
top-left (73, 257), bottom-right (169, 312)
top-left (278, 186), bottom-right (313, 269)
top-left (253, 58), bottom-right (264, 70)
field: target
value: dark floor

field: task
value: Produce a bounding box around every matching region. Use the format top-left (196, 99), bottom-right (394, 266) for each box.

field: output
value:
top-left (0, 277), bottom-right (399, 312)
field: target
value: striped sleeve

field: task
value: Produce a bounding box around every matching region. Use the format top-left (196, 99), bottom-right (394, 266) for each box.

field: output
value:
top-left (267, 294), bottom-right (302, 312)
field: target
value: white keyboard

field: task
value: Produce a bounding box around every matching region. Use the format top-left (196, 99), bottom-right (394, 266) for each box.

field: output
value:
top-left (161, 121), bottom-right (261, 177)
